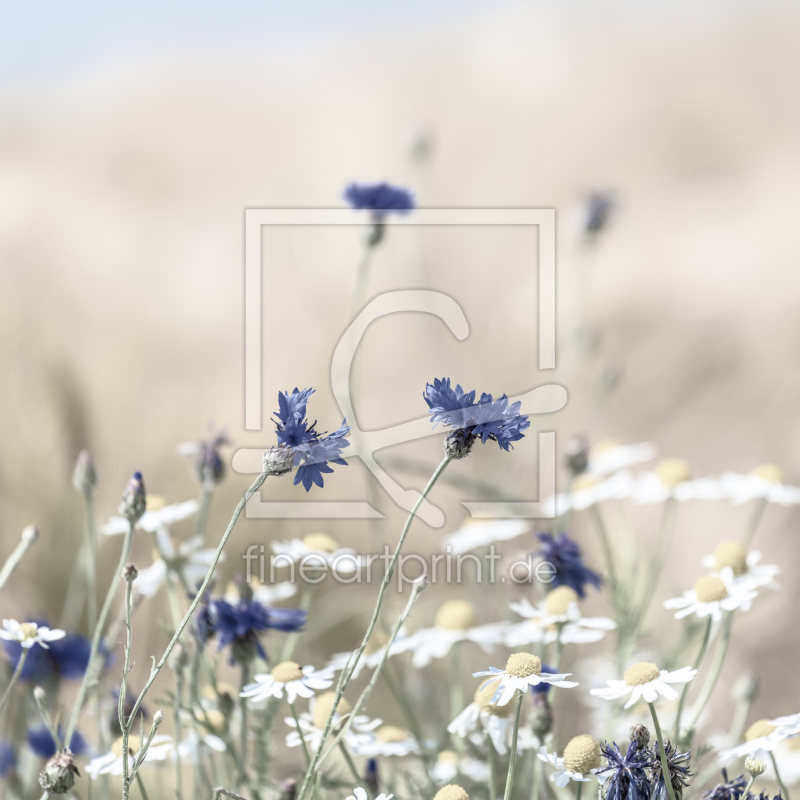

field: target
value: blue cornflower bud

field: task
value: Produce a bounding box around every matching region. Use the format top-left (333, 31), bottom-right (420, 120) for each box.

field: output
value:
top-left (118, 471), bottom-right (146, 523)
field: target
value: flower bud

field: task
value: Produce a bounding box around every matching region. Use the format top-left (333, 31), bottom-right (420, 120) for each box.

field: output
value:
top-left (444, 430), bottom-right (475, 460)
top-left (73, 449), bottom-right (98, 494)
top-left (38, 750), bottom-right (79, 794)
top-left (630, 724), bottom-right (651, 750)
top-left (364, 757), bottom-right (379, 796)
top-left (118, 472), bottom-right (147, 524)
top-left (22, 525), bottom-right (39, 545)
top-left (529, 693), bottom-right (553, 741)
top-left (153, 709), bottom-right (165, 726)
top-left (263, 445), bottom-right (294, 477)
top-left (33, 686), bottom-right (46, 703)
top-left (168, 643), bottom-right (189, 673)
top-left (564, 434), bottom-right (590, 477)
top-left (122, 563), bottom-right (138, 582)
top-left (745, 757), bottom-right (767, 777)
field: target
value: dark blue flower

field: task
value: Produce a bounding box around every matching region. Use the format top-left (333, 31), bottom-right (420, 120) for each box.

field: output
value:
top-left (598, 741), bottom-right (653, 800)
top-left (703, 771), bottom-right (748, 800)
top-left (423, 378), bottom-right (530, 453)
top-left (272, 388), bottom-right (350, 491)
top-left (0, 741), bottom-right (16, 777)
top-left (581, 189), bottom-right (615, 237)
top-left (26, 726), bottom-right (88, 759)
top-left (651, 741), bottom-right (692, 800)
top-left (343, 182), bottom-right (415, 218)
top-left (2, 625), bottom-right (95, 682)
top-left (535, 532), bottom-right (602, 598)
top-left (531, 663), bottom-right (557, 695)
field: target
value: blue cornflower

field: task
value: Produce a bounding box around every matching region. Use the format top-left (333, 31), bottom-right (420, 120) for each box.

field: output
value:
top-left (598, 741), bottom-right (653, 800)
top-left (0, 741), bottom-right (16, 777)
top-left (535, 532), bottom-right (602, 598)
top-left (652, 741), bottom-right (692, 800)
top-left (343, 182), bottom-right (415, 218)
top-left (270, 387), bottom-right (350, 491)
top-left (26, 727), bottom-right (88, 759)
top-left (703, 771), bottom-right (748, 800)
top-left (531, 663), bottom-right (557, 696)
top-left (423, 378), bottom-right (530, 458)
top-left (1, 626), bottom-right (95, 682)
top-left (200, 597), bottom-right (306, 664)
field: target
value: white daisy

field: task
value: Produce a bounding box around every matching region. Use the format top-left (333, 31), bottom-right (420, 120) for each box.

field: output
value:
top-left (133, 527), bottom-right (223, 598)
top-left (0, 620), bottom-right (65, 649)
top-left (772, 737), bottom-right (800, 786)
top-left (175, 730), bottom-right (226, 761)
top-left (102, 496), bottom-right (198, 535)
top-left (720, 465), bottom-right (800, 506)
top-left (541, 471), bottom-right (635, 516)
top-left (588, 440), bottom-right (657, 476)
top-left (700, 541), bottom-right (779, 592)
top-left (326, 628), bottom-right (409, 679)
top-left (285, 692), bottom-right (381, 752)
top-left (272, 533), bottom-right (361, 573)
top-left (252, 580), bottom-right (298, 605)
top-left (590, 662), bottom-right (697, 709)
top-left (350, 725), bottom-right (420, 758)
top-left (538, 735), bottom-right (602, 786)
top-left (504, 586), bottom-right (616, 648)
top-left (720, 716), bottom-right (800, 762)
top-left (448, 678), bottom-right (516, 755)
top-left (663, 575), bottom-right (757, 622)
top-left (394, 601), bottom-right (509, 668)
top-left (443, 519), bottom-right (530, 554)
top-left (240, 662), bottom-right (333, 704)
top-left (346, 788), bottom-right (393, 800)
top-left (432, 750), bottom-right (490, 784)
top-left (86, 735), bottom-right (174, 778)
top-left (473, 653), bottom-right (578, 707)
top-left (630, 458), bottom-right (713, 504)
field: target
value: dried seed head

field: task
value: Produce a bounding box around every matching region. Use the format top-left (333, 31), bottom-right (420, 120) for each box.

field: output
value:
top-left (435, 785), bottom-right (470, 800)
top-left (376, 725), bottom-right (408, 743)
top-left (694, 576), bottom-right (728, 603)
top-left (302, 533), bottom-right (340, 553)
top-left (312, 692), bottom-right (352, 730)
top-left (563, 735), bottom-right (602, 774)
top-left (263, 445), bottom-right (294, 477)
top-left (745, 720), bottom-right (776, 741)
top-left (656, 458), bottom-right (691, 487)
top-left (474, 679), bottom-right (515, 718)
top-left (38, 749), bottom-right (80, 794)
top-left (713, 541), bottom-right (748, 576)
top-left (435, 600), bottom-right (475, 631)
top-left (624, 662), bottom-right (660, 686)
top-left (745, 756), bottom-right (767, 777)
top-left (506, 652), bottom-right (542, 678)
top-left (545, 586), bottom-right (579, 616)
top-left (271, 661), bottom-right (303, 683)
top-left (751, 463), bottom-right (783, 484)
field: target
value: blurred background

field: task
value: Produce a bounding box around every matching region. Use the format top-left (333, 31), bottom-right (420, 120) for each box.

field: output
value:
top-left (1, 0), bottom-right (800, 779)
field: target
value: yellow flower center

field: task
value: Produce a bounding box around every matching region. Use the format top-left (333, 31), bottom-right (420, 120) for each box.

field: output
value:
top-left (312, 692), bottom-right (352, 730)
top-left (591, 439), bottom-right (621, 454)
top-left (506, 652), bottom-right (542, 678)
top-left (437, 750), bottom-right (459, 766)
top-left (563, 734), bottom-right (602, 774)
top-left (365, 632), bottom-right (388, 655)
top-left (656, 458), bottom-right (691, 487)
top-left (746, 720), bottom-right (777, 741)
top-left (111, 737), bottom-right (137, 757)
top-left (434, 785), bottom-right (470, 800)
top-left (271, 661), bottom-right (303, 683)
top-left (694, 576), bottom-right (728, 603)
top-left (435, 600), bottom-right (475, 631)
top-left (474, 679), bottom-right (514, 718)
top-left (624, 662), bottom-right (660, 686)
top-left (195, 708), bottom-right (226, 732)
top-left (145, 495), bottom-right (167, 511)
top-left (376, 725), bottom-right (408, 743)
top-left (545, 586), bottom-right (579, 616)
top-left (713, 541), bottom-right (748, 576)
top-left (751, 464), bottom-right (783, 484)
top-left (572, 474), bottom-right (600, 492)
top-left (302, 533), bottom-right (339, 553)
top-left (17, 623), bottom-right (39, 641)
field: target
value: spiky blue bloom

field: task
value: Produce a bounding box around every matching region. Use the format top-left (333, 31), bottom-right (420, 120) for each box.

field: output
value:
top-left (703, 771), bottom-right (748, 800)
top-left (535, 532), bottom-right (602, 598)
top-left (2, 626), bottom-right (96, 682)
top-left (0, 741), bottom-right (16, 777)
top-left (198, 597), bottom-right (306, 664)
top-left (424, 378), bottom-right (530, 452)
top-left (272, 388), bottom-right (350, 491)
top-left (651, 741), bottom-right (692, 800)
top-left (598, 741), bottom-right (653, 800)
top-left (26, 727), bottom-right (88, 759)
top-left (343, 182), bottom-right (415, 217)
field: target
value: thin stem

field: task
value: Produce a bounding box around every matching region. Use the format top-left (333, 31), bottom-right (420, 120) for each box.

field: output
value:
top-left (349, 243), bottom-right (374, 319)
top-left (135, 773), bottom-right (151, 800)
top-left (649, 703), bottom-right (679, 800)
top-left (0, 527), bottom-right (38, 591)
top-left (289, 701), bottom-right (311, 768)
top-left (588, 505), bottom-right (619, 602)
top-left (239, 663), bottom-right (249, 767)
top-left (450, 642), bottom-right (464, 735)
top-left (297, 458), bottom-right (450, 800)
top-left (674, 616), bottom-right (714, 742)
top-left (575, 781), bottom-right (583, 800)
top-left (0, 649), bottom-right (28, 718)
top-left (83, 490), bottom-right (99, 633)
top-left (743, 777), bottom-right (756, 797)
top-left (196, 483), bottom-right (214, 542)
top-left (486, 733), bottom-right (498, 800)
top-left (339, 742), bottom-right (364, 792)
top-left (742, 498), bottom-right (768, 549)
top-left (65, 521), bottom-right (135, 744)
top-left (121, 576), bottom-right (135, 800)
top-left (503, 692), bottom-right (525, 800)
top-left (771, 751), bottom-right (791, 800)
top-left (382, 665), bottom-right (427, 755)
top-left (125, 471), bottom-right (268, 727)
top-left (33, 687), bottom-right (61, 751)
top-left (174, 668), bottom-right (184, 800)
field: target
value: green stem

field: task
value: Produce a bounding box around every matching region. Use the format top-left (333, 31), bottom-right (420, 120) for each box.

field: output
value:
top-left (174, 668), bottom-right (184, 800)
top-left (503, 692), bottom-right (525, 800)
top-left (239, 663), bottom-right (249, 769)
top-left (742, 498), bottom-right (768, 549)
top-left (487, 733), bottom-right (498, 800)
top-left (575, 781), bottom-right (583, 800)
top-left (771, 752), bottom-right (791, 800)
top-left (450, 642), bottom-right (465, 736)
top-left (339, 742), bottom-right (364, 793)
top-left (135, 772), bottom-right (151, 800)
top-left (649, 703), bottom-right (679, 800)
top-left (65, 521), bottom-right (135, 744)
top-left (673, 616), bottom-right (713, 742)
top-left (196, 483), bottom-right (214, 542)
top-left (297, 457), bottom-right (450, 800)
top-left (83, 490), bottom-right (99, 633)
top-left (588, 505), bottom-right (619, 604)
top-left (290, 701), bottom-right (312, 768)
top-left (0, 527), bottom-right (38, 591)
top-left (121, 576), bottom-right (135, 800)
top-left (382, 665), bottom-right (427, 755)
top-left (0, 649), bottom-right (28, 718)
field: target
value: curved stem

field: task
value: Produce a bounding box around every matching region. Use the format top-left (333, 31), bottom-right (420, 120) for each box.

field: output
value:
top-left (290, 701), bottom-right (311, 768)
top-left (503, 692), bottom-right (525, 800)
top-left (339, 742), bottom-right (364, 794)
top-left (0, 649), bottom-right (28, 718)
top-left (649, 703), bottom-right (679, 800)
top-left (673, 616), bottom-right (713, 742)
top-left (771, 751), bottom-right (791, 800)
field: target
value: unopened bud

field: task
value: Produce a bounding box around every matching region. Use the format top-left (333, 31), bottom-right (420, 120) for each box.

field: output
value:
top-left (444, 430), bottom-right (475, 460)
top-left (564, 434), bottom-right (590, 477)
top-left (33, 686), bottom-right (46, 703)
top-left (168, 643), bottom-right (189, 673)
top-left (630, 724), bottom-right (651, 749)
top-left (73, 449), bottom-right (97, 494)
top-left (530, 693), bottom-right (553, 740)
top-left (364, 757), bottom-right (379, 796)
top-left (745, 757), bottom-right (767, 777)
top-left (279, 779), bottom-right (297, 800)
top-left (122, 563), bottom-right (138, 582)
top-left (22, 525), bottom-right (39, 545)
top-left (263, 445), bottom-right (294, 477)
top-left (153, 709), bottom-right (165, 726)
top-left (118, 472), bottom-right (147, 524)
top-left (38, 750), bottom-right (79, 794)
